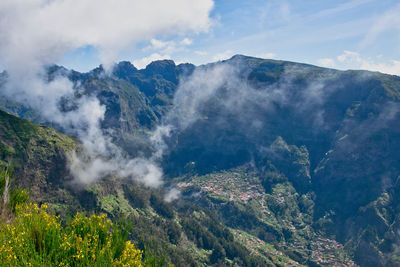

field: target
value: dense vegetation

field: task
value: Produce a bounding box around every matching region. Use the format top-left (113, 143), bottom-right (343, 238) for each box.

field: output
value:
top-left (0, 169), bottom-right (143, 266)
top-left (0, 203), bottom-right (143, 266)
top-left (0, 106), bottom-right (269, 266)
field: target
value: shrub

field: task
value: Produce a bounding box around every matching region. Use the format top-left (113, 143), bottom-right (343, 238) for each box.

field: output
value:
top-left (0, 168), bottom-right (30, 217)
top-left (0, 203), bottom-right (143, 266)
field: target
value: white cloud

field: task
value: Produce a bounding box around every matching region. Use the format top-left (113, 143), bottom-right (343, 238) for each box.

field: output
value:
top-left (0, 0), bottom-right (214, 69)
top-left (0, 0), bottom-right (214, 186)
top-left (336, 51), bottom-right (400, 75)
top-left (144, 37), bottom-right (194, 56)
top-left (132, 53), bottom-right (171, 69)
top-left (212, 50), bottom-right (235, 62)
top-left (317, 58), bottom-right (336, 68)
top-left (360, 59), bottom-right (400, 76)
top-left (256, 53), bottom-right (277, 59)
top-left (311, 0), bottom-right (374, 21)
top-left (317, 51), bottom-right (400, 76)
top-left (195, 51), bottom-right (208, 56)
top-left (361, 3), bottom-right (400, 47)
top-left (337, 50), bottom-right (360, 63)
top-left (180, 38), bottom-right (193, 46)
top-left (164, 188), bottom-right (181, 202)
top-left (148, 39), bottom-right (170, 50)
top-left (259, 1), bottom-right (292, 27)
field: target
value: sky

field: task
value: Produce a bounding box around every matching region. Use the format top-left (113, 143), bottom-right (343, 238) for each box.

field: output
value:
top-left (1, 0), bottom-right (399, 75)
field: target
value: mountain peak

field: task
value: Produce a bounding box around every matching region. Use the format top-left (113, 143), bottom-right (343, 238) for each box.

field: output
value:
top-left (113, 61), bottom-right (138, 78)
top-left (145, 59), bottom-right (176, 70)
top-left (142, 59), bottom-right (177, 83)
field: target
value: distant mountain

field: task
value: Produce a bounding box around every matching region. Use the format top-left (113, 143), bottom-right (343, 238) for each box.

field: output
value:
top-left (1, 55), bottom-right (400, 266)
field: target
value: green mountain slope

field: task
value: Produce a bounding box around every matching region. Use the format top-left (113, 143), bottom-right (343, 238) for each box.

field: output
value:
top-left (0, 108), bottom-right (275, 266)
top-left (0, 109), bottom-right (78, 201)
top-left (1, 55), bottom-right (400, 266)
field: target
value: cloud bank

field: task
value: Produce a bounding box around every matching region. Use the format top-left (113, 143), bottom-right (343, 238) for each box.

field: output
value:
top-left (0, 0), bottom-right (214, 186)
top-left (0, 0), bottom-right (214, 69)
top-left (317, 50), bottom-right (400, 76)
top-left (152, 57), bottom-right (343, 166)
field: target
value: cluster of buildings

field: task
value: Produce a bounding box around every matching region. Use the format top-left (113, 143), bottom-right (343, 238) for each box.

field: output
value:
top-left (310, 237), bottom-right (357, 266)
top-left (177, 171), bottom-right (356, 266)
top-left (178, 171), bottom-right (265, 203)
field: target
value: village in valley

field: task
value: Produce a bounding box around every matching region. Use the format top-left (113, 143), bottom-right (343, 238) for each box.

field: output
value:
top-left (176, 168), bottom-right (358, 266)
top-left (177, 169), bottom-right (265, 203)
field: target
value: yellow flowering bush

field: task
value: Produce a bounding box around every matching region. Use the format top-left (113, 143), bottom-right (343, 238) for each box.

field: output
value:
top-left (0, 203), bottom-right (142, 266)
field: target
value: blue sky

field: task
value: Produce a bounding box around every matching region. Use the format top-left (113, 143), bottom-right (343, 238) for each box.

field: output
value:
top-left (58, 0), bottom-right (400, 74)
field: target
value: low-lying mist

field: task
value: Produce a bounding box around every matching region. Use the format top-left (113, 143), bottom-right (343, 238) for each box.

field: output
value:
top-left (0, 0), bottom-right (214, 188)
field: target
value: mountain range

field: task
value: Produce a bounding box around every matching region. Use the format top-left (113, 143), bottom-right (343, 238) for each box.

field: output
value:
top-left (1, 55), bottom-right (400, 266)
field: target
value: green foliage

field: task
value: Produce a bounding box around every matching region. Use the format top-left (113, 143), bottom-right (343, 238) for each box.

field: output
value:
top-left (149, 193), bottom-right (174, 219)
top-left (0, 108), bottom-right (77, 164)
top-left (142, 242), bottom-right (168, 267)
top-left (9, 188), bottom-right (29, 213)
top-left (0, 203), bottom-right (143, 266)
top-left (180, 211), bottom-right (267, 266)
top-left (0, 168), bottom-right (30, 216)
top-left (0, 169), bottom-right (6, 196)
